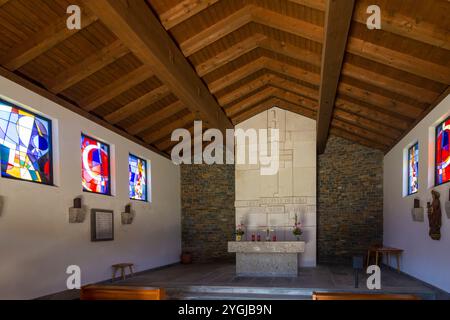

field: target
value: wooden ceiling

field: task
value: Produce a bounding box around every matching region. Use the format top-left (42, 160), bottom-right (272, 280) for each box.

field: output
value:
top-left (0, 0), bottom-right (449, 157)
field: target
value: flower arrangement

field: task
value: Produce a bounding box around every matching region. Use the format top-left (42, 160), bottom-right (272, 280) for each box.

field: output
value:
top-left (235, 224), bottom-right (245, 236)
top-left (293, 214), bottom-right (302, 238)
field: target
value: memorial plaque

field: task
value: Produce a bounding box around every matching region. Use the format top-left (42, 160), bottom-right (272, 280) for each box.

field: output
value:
top-left (91, 209), bottom-right (114, 241)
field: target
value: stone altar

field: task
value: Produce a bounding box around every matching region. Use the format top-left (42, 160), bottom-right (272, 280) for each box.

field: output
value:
top-left (228, 241), bottom-right (305, 277)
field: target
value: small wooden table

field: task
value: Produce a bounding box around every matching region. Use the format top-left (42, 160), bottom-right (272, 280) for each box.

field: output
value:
top-left (112, 263), bottom-right (134, 282)
top-left (367, 247), bottom-right (403, 272)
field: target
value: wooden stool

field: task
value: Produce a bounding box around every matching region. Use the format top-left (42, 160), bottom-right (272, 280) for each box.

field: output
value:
top-left (112, 263), bottom-right (134, 282)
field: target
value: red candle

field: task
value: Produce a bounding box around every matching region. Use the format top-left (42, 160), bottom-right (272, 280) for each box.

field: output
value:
top-left (272, 235), bottom-right (277, 242)
top-left (257, 234), bottom-right (261, 242)
top-left (251, 234), bottom-right (255, 242)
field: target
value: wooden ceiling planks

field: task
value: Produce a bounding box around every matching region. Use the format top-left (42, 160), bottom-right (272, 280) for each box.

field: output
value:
top-left (0, 0), bottom-right (449, 155)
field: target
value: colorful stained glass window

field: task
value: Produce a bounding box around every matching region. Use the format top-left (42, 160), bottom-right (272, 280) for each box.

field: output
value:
top-left (129, 154), bottom-right (148, 201)
top-left (81, 134), bottom-right (110, 195)
top-left (407, 142), bottom-right (419, 195)
top-left (436, 116), bottom-right (450, 186)
top-left (0, 98), bottom-right (52, 185)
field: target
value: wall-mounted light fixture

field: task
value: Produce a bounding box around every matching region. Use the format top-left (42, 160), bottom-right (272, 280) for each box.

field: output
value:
top-left (121, 203), bottom-right (135, 225)
top-left (411, 198), bottom-right (424, 222)
top-left (69, 197), bottom-right (86, 223)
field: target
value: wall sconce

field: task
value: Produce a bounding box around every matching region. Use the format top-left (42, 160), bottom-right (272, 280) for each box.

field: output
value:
top-left (121, 203), bottom-right (135, 225)
top-left (411, 198), bottom-right (424, 222)
top-left (445, 189), bottom-right (450, 219)
top-left (69, 197), bottom-right (86, 223)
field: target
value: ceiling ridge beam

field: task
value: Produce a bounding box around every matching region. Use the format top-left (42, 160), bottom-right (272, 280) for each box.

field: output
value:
top-left (127, 100), bottom-right (186, 135)
top-left (160, 0), bottom-right (220, 30)
top-left (83, 0), bottom-right (232, 133)
top-left (47, 40), bottom-right (129, 93)
top-left (0, 9), bottom-right (98, 70)
top-left (80, 65), bottom-right (154, 111)
top-left (104, 85), bottom-right (171, 124)
top-left (317, 0), bottom-right (355, 154)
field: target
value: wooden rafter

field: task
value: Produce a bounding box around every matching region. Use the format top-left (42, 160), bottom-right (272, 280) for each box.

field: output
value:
top-left (143, 113), bottom-right (197, 144)
top-left (0, 11), bottom-right (98, 70)
top-left (332, 118), bottom-right (393, 147)
top-left (83, 0), bottom-right (232, 133)
top-left (353, 2), bottom-right (450, 51)
top-left (47, 40), bottom-right (129, 93)
top-left (330, 127), bottom-right (387, 151)
top-left (288, 0), bottom-right (326, 11)
top-left (0, 66), bottom-right (169, 158)
top-left (0, 0), bottom-right (10, 7)
top-left (225, 86), bottom-right (277, 117)
top-left (335, 98), bottom-right (410, 130)
top-left (317, 0), bottom-right (355, 154)
top-left (80, 65), bottom-right (154, 111)
top-left (347, 38), bottom-right (450, 85)
top-left (128, 100), bottom-right (186, 135)
top-left (196, 33), bottom-right (266, 77)
top-left (104, 85), bottom-right (171, 124)
top-left (159, 0), bottom-right (220, 30)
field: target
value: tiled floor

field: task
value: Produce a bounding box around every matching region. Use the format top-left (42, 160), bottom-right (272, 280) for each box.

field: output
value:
top-left (112, 263), bottom-right (449, 300)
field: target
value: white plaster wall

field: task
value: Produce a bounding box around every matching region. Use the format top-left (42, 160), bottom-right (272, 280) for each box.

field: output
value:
top-left (0, 76), bottom-right (181, 299)
top-left (384, 94), bottom-right (450, 292)
top-left (235, 107), bottom-right (317, 266)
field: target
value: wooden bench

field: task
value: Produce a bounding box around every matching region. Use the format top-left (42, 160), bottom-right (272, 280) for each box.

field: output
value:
top-left (80, 285), bottom-right (166, 300)
top-left (111, 263), bottom-right (134, 281)
top-left (312, 292), bottom-right (420, 300)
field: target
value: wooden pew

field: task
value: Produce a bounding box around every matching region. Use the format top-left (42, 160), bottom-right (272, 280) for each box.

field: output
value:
top-left (312, 292), bottom-right (420, 300)
top-left (80, 285), bottom-right (166, 300)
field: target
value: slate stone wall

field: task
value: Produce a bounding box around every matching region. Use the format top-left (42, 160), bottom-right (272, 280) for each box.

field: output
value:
top-left (318, 136), bottom-right (384, 264)
top-left (180, 164), bottom-right (235, 262)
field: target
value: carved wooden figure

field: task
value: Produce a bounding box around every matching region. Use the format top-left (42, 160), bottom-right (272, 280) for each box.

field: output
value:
top-left (427, 190), bottom-right (442, 240)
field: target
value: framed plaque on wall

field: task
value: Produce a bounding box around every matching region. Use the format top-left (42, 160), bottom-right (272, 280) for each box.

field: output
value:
top-left (91, 209), bottom-right (114, 241)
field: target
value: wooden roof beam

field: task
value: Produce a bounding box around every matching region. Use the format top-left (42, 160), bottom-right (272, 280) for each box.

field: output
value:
top-left (316, 0), bottom-right (355, 154)
top-left (330, 127), bottom-right (387, 151)
top-left (160, 0), bottom-right (220, 30)
top-left (332, 118), bottom-right (394, 147)
top-left (143, 113), bottom-right (197, 144)
top-left (288, 0), bottom-right (326, 11)
top-left (83, 0), bottom-right (232, 134)
top-left (347, 38), bottom-right (450, 85)
top-left (0, 0), bottom-right (10, 7)
top-left (80, 65), bottom-right (154, 111)
top-left (104, 85), bottom-right (171, 124)
top-left (0, 9), bottom-right (98, 70)
top-left (225, 86), bottom-right (277, 117)
top-left (47, 40), bottom-right (129, 93)
top-left (127, 100), bottom-right (186, 135)
top-left (353, 1), bottom-right (450, 51)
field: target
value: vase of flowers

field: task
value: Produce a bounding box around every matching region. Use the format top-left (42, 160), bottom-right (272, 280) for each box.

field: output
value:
top-left (293, 214), bottom-right (302, 241)
top-left (235, 224), bottom-right (245, 241)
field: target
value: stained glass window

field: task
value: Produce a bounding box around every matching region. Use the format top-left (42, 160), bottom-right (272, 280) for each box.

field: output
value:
top-left (81, 134), bottom-right (110, 195)
top-left (436, 116), bottom-right (450, 186)
top-left (0, 98), bottom-right (52, 185)
top-left (129, 154), bottom-right (148, 201)
top-left (407, 142), bottom-right (419, 195)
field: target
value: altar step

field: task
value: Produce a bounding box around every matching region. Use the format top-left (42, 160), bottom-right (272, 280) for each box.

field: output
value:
top-left (165, 285), bottom-right (437, 300)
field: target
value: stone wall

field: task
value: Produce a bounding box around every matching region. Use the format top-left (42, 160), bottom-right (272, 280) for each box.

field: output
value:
top-left (181, 164), bottom-right (235, 262)
top-left (318, 135), bottom-right (384, 264)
